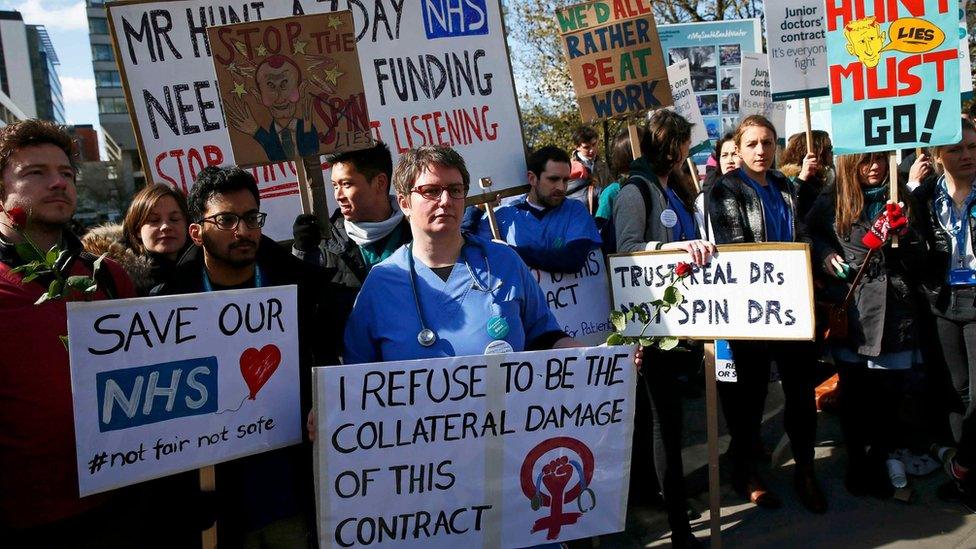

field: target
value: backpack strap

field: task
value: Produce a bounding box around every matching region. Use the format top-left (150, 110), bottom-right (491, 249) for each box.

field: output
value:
top-left (623, 174), bottom-right (657, 228)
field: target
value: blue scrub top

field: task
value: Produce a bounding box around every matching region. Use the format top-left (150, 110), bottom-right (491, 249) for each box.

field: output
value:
top-left (343, 235), bottom-right (563, 364)
top-left (740, 171), bottom-right (793, 242)
top-left (476, 196), bottom-right (601, 249)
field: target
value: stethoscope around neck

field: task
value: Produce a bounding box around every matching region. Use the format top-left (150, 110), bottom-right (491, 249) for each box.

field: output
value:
top-left (407, 237), bottom-right (499, 347)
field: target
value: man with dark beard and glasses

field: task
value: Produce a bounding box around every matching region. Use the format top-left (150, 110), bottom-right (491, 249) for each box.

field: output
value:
top-left (464, 146), bottom-right (601, 273)
top-left (155, 166), bottom-right (348, 547)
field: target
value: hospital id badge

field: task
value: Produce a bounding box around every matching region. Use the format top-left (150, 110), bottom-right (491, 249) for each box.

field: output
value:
top-left (949, 268), bottom-right (976, 286)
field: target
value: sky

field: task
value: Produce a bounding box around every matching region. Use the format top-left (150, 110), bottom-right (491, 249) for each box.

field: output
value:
top-left (0, 0), bottom-right (98, 126)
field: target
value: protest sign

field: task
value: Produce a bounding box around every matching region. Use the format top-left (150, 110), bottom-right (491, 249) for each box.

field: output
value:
top-left (207, 12), bottom-right (371, 167)
top-left (556, 0), bottom-right (672, 122)
top-left (739, 53), bottom-right (787, 138)
top-left (67, 287), bottom-right (300, 497)
top-left (313, 345), bottom-right (636, 548)
top-left (608, 243), bottom-right (815, 340)
top-left (960, 0), bottom-right (973, 99)
top-left (714, 339), bottom-right (736, 382)
top-left (825, 0), bottom-right (961, 154)
top-left (106, 0), bottom-right (528, 240)
top-left (657, 19), bottom-right (762, 163)
top-left (763, 0), bottom-right (829, 101)
top-left (785, 95), bottom-right (833, 137)
top-left (532, 250), bottom-right (613, 346)
top-left (666, 59), bottom-right (711, 155)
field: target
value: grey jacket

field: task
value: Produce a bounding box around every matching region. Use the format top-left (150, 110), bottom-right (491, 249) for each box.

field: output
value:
top-left (613, 173), bottom-right (673, 253)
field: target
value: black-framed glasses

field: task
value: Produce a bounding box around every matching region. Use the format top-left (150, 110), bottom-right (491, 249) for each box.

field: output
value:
top-left (199, 212), bottom-right (267, 231)
top-left (410, 184), bottom-right (467, 200)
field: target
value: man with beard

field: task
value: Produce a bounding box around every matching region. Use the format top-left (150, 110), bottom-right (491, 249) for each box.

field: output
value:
top-left (468, 146), bottom-right (601, 273)
top-left (156, 166), bottom-right (347, 546)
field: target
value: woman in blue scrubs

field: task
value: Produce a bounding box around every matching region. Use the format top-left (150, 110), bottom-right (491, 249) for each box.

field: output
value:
top-left (344, 146), bottom-right (580, 364)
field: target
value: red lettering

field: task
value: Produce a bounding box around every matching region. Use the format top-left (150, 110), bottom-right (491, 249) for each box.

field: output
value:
top-left (213, 28), bottom-right (234, 65)
top-left (896, 54), bottom-right (922, 96)
top-left (923, 48), bottom-right (957, 92)
top-left (203, 145), bottom-right (223, 167)
top-left (830, 62), bottom-right (864, 103)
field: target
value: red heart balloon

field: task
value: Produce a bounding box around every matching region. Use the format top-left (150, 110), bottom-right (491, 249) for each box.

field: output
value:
top-left (239, 344), bottom-right (282, 400)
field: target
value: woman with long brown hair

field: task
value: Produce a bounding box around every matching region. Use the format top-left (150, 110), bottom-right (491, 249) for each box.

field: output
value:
top-left (83, 183), bottom-right (189, 294)
top-left (806, 151), bottom-right (925, 498)
top-left (779, 130), bottom-right (834, 219)
top-left (708, 115), bottom-right (825, 513)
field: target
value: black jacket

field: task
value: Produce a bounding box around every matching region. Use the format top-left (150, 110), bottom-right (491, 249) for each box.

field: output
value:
top-left (913, 179), bottom-right (976, 313)
top-left (323, 209), bottom-right (412, 289)
top-left (707, 169), bottom-right (800, 244)
top-left (805, 192), bottom-right (928, 356)
top-left (154, 236), bottom-right (351, 542)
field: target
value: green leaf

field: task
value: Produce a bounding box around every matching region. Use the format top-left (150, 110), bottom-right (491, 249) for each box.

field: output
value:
top-left (67, 275), bottom-right (95, 290)
top-left (85, 285), bottom-right (98, 293)
top-left (657, 336), bottom-right (680, 351)
top-left (606, 333), bottom-right (624, 346)
top-left (48, 278), bottom-right (63, 298)
top-left (639, 337), bottom-right (657, 347)
top-left (34, 292), bottom-right (50, 305)
top-left (14, 242), bottom-right (42, 262)
top-left (45, 248), bottom-right (58, 267)
top-left (21, 272), bottom-right (39, 284)
top-left (59, 335), bottom-right (69, 350)
top-left (610, 310), bottom-right (626, 332)
top-left (664, 286), bottom-right (682, 305)
top-left (635, 305), bottom-right (650, 324)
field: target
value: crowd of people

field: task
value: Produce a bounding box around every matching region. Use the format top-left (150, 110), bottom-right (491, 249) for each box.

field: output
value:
top-left (0, 101), bottom-right (975, 547)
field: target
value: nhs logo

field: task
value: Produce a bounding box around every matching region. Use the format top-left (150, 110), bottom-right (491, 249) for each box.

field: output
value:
top-left (421, 0), bottom-right (489, 39)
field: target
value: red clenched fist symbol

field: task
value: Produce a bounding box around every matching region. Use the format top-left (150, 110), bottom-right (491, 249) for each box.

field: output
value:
top-left (533, 456), bottom-right (582, 539)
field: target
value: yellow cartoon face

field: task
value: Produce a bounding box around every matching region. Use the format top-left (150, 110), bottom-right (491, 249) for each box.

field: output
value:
top-left (844, 17), bottom-right (887, 68)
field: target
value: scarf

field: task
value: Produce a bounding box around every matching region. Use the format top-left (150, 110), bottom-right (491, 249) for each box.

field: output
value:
top-left (344, 196), bottom-right (404, 246)
top-left (861, 184), bottom-right (888, 221)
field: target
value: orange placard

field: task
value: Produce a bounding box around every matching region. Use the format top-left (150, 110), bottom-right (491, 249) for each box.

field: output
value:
top-left (207, 12), bottom-right (372, 167)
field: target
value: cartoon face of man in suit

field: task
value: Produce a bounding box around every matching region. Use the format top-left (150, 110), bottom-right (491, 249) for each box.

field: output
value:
top-left (256, 55), bottom-right (302, 127)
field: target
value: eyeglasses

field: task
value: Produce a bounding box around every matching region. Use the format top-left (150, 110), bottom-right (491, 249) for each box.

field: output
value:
top-left (199, 212), bottom-right (267, 231)
top-left (410, 184), bottom-right (467, 201)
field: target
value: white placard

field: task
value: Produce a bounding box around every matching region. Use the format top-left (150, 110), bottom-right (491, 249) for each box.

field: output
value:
top-left (313, 345), bottom-right (637, 548)
top-left (785, 95), bottom-right (833, 138)
top-left (608, 244), bottom-right (814, 340)
top-left (68, 287), bottom-right (301, 496)
top-left (532, 250), bottom-right (613, 347)
top-left (739, 53), bottom-right (787, 139)
top-left (762, 0), bottom-right (829, 101)
top-left (666, 59), bottom-right (710, 151)
top-left (714, 339), bottom-right (736, 382)
top-left (107, 0), bottom-right (528, 240)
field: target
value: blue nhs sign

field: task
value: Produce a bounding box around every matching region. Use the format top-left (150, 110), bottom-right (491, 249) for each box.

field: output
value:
top-left (421, 0), bottom-right (489, 39)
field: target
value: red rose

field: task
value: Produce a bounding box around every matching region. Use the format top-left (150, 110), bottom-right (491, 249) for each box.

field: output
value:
top-left (675, 262), bottom-right (692, 278)
top-left (5, 207), bottom-right (27, 229)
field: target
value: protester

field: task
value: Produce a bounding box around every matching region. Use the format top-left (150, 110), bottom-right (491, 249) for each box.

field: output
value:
top-left (467, 146), bottom-right (601, 273)
top-left (779, 130), bottom-right (835, 219)
top-left (914, 118), bottom-right (976, 506)
top-left (343, 145), bottom-right (582, 363)
top-left (0, 120), bottom-right (140, 545)
top-left (697, 133), bottom-right (740, 238)
top-left (608, 109), bottom-right (712, 548)
top-left (567, 125), bottom-right (610, 213)
top-left (613, 109), bottom-right (715, 262)
top-left (82, 183), bottom-right (190, 295)
top-left (291, 142), bottom-right (411, 289)
top-left (156, 166), bottom-right (347, 547)
top-left (595, 128), bottom-right (637, 254)
top-left (806, 151), bottom-right (924, 497)
top-left (707, 115), bottom-right (826, 513)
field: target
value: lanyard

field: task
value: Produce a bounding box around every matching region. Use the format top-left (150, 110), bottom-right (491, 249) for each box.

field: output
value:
top-left (201, 264), bottom-right (264, 292)
top-left (937, 180), bottom-right (976, 267)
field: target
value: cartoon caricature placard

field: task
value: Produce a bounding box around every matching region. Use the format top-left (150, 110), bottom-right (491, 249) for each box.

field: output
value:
top-left (67, 287), bottom-right (300, 496)
top-left (207, 12), bottom-right (372, 167)
top-left (825, 0), bottom-right (961, 154)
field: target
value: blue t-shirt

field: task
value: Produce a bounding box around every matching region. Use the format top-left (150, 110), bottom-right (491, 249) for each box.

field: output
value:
top-left (741, 172), bottom-right (793, 242)
top-left (343, 235), bottom-right (562, 363)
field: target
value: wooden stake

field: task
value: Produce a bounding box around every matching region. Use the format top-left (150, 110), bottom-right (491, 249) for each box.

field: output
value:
top-left (200, 466), bottom-right (216, 549)
top-left (687, 158), bottom-right (701, 193)
top-left (703, 342), bottom-right (722, 549)
top-left (804, 97), bottom-right (814, 155)
top-left (889, 152), bottom-right (900, 248)
top-left (293, 159), bottom-right (312, 216)
top-left (628, 122), bottom-right (641, 160)
top-left (479, 177), bottom-right (502, 240)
